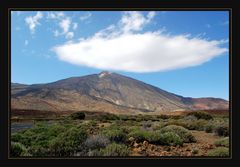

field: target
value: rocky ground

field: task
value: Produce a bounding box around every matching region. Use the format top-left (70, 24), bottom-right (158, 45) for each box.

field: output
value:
top-left (129, 130), bottom-right (222, 156)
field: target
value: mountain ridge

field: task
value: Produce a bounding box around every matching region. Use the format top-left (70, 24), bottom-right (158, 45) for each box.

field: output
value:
top-left (11, 71), bottom-right (229, 114)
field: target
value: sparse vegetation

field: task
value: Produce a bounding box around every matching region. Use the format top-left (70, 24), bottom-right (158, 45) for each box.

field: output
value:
top-left (101, 126), bottom-right (127, 143)
top-left (98, 143), bottom-right (130, 156)
top-left (70, 112), bottom-right (85, 120)
top-left (159, 125), bottom-right (196, 143)
top-left (10, 142), bottom-right (31, 156)
top-left (186, 111), bottom-right (213, 120)
top-left (214, 125), bottom-right (229, 137)
top-left (11, 111), bottom-right (229, 157)
top-left (207, 147), bottom-right (229, 156)
top-left (84, 135), bottom-right (110, 150)
top-left (214, 137), bottom-right (229, 147)
top-left (155, 132), bottom-right (183, 146)
top-left (128, 129), bottom-right (153, 143)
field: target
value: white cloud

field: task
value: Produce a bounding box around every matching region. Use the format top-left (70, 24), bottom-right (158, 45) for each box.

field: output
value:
top-left (73, 22), bottom-right (78, 30)
top-left (59, 17), bottom-right (71, 33)
top-left (79, 12), bottom-right (92, 21)
top-left (51, 14), bottom-right (77, 38)
top-left (147, 11), bottom-right (156, 19)
top-left (66, 32), bottom-right (74, 39)
top-left (25, 12), bottom-right (43, 34)
top-left (54, 30), bottom-right (60, 37)
top-left (47, 12), bottom-right (56, 19)
top-left (57, 17), bottom-right (75, 39)
top-left (120, 11), bottom-right (155, 33)
top-left (47, 12), bottom-right (65, 19)
top-left (24, 40), bottom-right (28, 46)
top-left (57, 12), bottom-right (65, 17)
top-left (52, 11), bottom-right (228, 73)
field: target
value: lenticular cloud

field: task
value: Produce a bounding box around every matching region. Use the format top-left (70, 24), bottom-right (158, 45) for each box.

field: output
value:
top-left (52, 11), bottom-right (228, 73)
top-left (53, 31), bottom-right (228, 73)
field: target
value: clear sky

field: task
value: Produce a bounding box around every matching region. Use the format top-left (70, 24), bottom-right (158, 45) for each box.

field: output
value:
top-left (11, 11), bottom-right (229, 100)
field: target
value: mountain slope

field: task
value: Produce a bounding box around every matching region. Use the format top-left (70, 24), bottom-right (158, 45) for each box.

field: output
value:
top-left (11, 71), bottom-right (229, 114)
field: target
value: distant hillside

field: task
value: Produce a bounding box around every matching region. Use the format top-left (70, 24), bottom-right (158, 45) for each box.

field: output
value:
top-left (11, 71), bottom-right (229, 114)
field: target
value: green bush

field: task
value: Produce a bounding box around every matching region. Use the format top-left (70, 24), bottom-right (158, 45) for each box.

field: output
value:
top-left (214, 137), bottom-right (229, 147)
top-left (204, 123), bottom-right (214, 133)
top-left (70, 112), bottom-right (85, 120)
top-left (155, 132), bottom-right (183, 146)
top-left (157, 115), bottom-right (170, 120)
top-left (186, 111), bottom-right (213, 120)
top-left (214, 125), bottom-right (229, 137)
top-left (49, 127), bottom-right (88, 156)
top-left (185, 120), bottom-right (208, 131)
top-left (208, 147), bottom-right (229, 156)
top-left (87, 149), bottom-right (103, 156)
top-left (159, 125), bottom-right (196, 143)
top-left (128, 129), bottom-right (153, 143)
top-left (84, 135), bottom-right (110, 150)
top-left (142, 121), bottom-right (152, 129)
top-left (12, 122), bottom-right (89, 156)
top-left (11, 123), bottom-right (58, 147)
top-left (102, 127), bottom-right (127, 143)
top-left (10, 142), bottom-right (30, 157)
top-left (99, 143), bottom-right (130, 156)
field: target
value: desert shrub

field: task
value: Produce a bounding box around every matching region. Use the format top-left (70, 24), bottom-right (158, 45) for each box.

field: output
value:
top-left (208, 147), bottom-right (229, 156)
top-left (167, 118), bottom-right (208, 131)
top-left (159, 125), bottom-right (196, 143)
top-left (70, 112), bottom-right (85, 120)
top-left (49, 127), bottom-right (88, 156)
top-left (97, 113), bottom-right (120, 122)
top-left (185, 120), bottom-right (208, 131)
top-left (127, 129), bottom-right (153, 143)
top-left (204, 123), bottom-right (215, 133)
top-left (141, 121), bottom-right (153, 131)
top-left (99, 143), bottom-right (130, 156)
top-left (186, 111), bottom-right (213, 120)
top-left (183, 115), bottom-right (198, 121)
top-left (11, 122), bottom-right (58, 147)
top-left (135, 117), bottom-right (143, 122)
top-left (154, 132), bottom-right (183, 146)
top-left (214, 137), bottom-right (229, 147)
top-left (11, 122), bottom-right (89, 156)
top-left (128, 129), bottom-right (184, 146)
top-left (10, 142), bottom-right (30, 157)
top-left (192, 147), bottom-right (199, 155)
top-left (157, 115), bottom-right (170, 120)
top-left (87, 149), bottom-right (103, 156)
top-left (88, 120), bottom-right (98, 126)
top-left (84, 135), bottom-right (110, 150)
top-left (101, 127), bottom-right (127, 143)
top-left (167, 119), bottom-right (187, 127)
top-left (28, 145), bottom-right (50, 156)
top-left (214, 125), bottom-right (229, 137)
top-left (11, 132), bottom-right (31, 146)
top-left (152, 122), bottom-right (168, 131)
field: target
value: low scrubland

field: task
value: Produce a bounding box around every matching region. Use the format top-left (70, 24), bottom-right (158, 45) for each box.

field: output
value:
top-left (11, 111), bottom-right (229, 157)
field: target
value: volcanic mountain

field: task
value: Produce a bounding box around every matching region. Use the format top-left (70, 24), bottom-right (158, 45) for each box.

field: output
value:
top-left (11, 71), bottom-right (229, 115)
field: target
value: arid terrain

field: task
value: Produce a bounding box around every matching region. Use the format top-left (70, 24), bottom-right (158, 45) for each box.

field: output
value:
top-left (11, 110), bottom-right (229, 157)
top-left (11, 71), bottom-right (228, 113)
top-left (10, 72), bottom-right (229, 157)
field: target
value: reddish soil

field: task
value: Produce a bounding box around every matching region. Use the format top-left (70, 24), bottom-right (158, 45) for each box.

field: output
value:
top-left (129, 130), bottom-right (223, 156)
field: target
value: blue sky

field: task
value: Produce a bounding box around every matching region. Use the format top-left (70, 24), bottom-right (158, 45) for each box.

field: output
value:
top-left (11, 11), bottom-right (229, 100)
